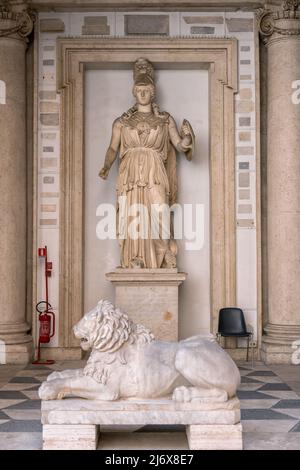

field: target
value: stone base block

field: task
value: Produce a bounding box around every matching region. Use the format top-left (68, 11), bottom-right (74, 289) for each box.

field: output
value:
top-left (43, 424), bottom-right (99, 450)
top-left (261, 339), bottom-right (296, 364)
top-left (41, 396), bottom-right (242, 450)
top-left (0, 338), bottom-right (33, 364)
top-left (106, 269), bottom-right (186, 341)
top-left (186, 424), bottom-right (243, 450)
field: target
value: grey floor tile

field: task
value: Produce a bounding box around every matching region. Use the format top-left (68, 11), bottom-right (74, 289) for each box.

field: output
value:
top-left (4, 410), bottom-right (41, 420)
top-left (258, 383), bottom-right (292, 391)
top-left (237, 390), bottom-right (278, 400)
top-left (0, 391), bottom-right (28, 399)
top-left (240, 399), bottom-right (280, 409)
top-left (275, 409), bottom-right (300, 420)
top-left (9, 377), bottom-right (40, 384)
top-left (247, 371), bottom-right (277, 377)
top-left (241, 376), bottom-right (262, 384)
top-left (0, 420), bottom-right (42, 432)
top-left (0, 432), bottom-right (42, 450)
top-left (289, 422), bottom-right (300, 433)
top-left (260, 390), bottom-right (300, 400)
top-left (243, 432), bottom-right (300, 450)
top-left (4, 400), bottom-right (41, 410)
top-left (242, 420), bottom-right (296, 433)
top-left (273, 399), bottom-right (300, 409)
top-left (0, 411), bottom-right (9, 420)
top-left (0, 399), bottom-right (27, 409)
top-left (241, 409), bottom-right (297, 420)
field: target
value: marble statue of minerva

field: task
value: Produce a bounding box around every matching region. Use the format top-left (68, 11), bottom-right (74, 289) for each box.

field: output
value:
top-left (39, 300), bottom-right (241, 402)
top-left (99, 58), bottom-right (195, 269)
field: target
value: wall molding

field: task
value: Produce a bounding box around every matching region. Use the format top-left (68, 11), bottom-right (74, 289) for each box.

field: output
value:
top-left (56, 37), bottom-right (238, 349)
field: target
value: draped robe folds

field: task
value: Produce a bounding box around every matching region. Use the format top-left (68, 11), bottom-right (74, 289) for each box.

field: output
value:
top-left (116, 111), bottom-right (192, 269)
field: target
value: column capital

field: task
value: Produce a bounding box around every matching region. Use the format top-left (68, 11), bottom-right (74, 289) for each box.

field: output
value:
top-left (0, 1), bottom-right (35, 41)
top-left (256, 0), bottom-right (300, 44)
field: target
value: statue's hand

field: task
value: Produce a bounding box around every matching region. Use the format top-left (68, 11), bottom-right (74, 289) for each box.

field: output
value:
top-left (99, 166), bottom-right (109, 180)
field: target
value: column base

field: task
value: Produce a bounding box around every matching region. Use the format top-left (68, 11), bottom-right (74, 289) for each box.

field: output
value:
top-left (261, 323), bottom-right (300, 364)
top-left (106, 268), bottom-right (186, 341)
top-left (0, 336), bottom-right (33, 364)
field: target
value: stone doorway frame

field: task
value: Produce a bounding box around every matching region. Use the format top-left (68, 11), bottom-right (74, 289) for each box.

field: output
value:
top-left (56, 37), bottom-right (238, 350)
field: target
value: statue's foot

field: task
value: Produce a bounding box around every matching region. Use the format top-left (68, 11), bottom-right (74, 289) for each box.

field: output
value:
top-left (172, 386), bottom-right (228, 403)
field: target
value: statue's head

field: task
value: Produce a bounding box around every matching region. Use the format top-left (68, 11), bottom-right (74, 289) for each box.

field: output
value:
top-left (132, 58), bottom-right (155, 104)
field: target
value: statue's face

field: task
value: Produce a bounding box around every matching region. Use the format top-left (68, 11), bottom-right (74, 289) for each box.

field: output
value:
top-left (134, 85), bottom-right (153, 106)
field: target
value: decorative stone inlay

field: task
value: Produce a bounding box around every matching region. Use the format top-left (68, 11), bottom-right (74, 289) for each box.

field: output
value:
top-left (226, 18), bottom-right (254, 32)
top-left (82, 16), bottom-right (110, 35)
top-left (191, 26), bottom-right (215, 34)
top-left (39, 91), bottom-right (56, 100)
top-left (239, 173), bottom-right (250, 187)
top-left (236, 101), bottom-right (254, 113)
top-left (237, 219), bottom-right (255, 227)
top-left (239, 88), bottom-right (253, 100)
top-left (240, 74), bottom-right (252, 81)
top-left (40, 18), bottom-right (65, 33)
top-left (241, 46), bottom-right (251, 51)
top-left (43, 176), bottom-right (55, 184)
top-left (43, 59), bottom-right (55, 66)
top-left (239, 132), bottom-right (251, 142)
top-left (41, 204), bottom-right (56, 212)
top-left (40, 102), bottom-right (59, 113)
top-left (239, 189), bottom-right (251, 199)
top-left (41, 192), bottom-right (59, 198)
top-left (239, 161), bottom-right (250, 169)
top-left (40, 113), bottom-right (59, 126)
top-left (40, 158), bottom-right (58, 168)
top-left (124, 15), bottom-right (169, 36)
top-left (183, 16), bottom-right (224, 24)
top-left (238, 204), bottom-right (252, 214)
top-left (239, 117), bottom-right (251, 126)
top-left (236, 146), bottom-right (254, 155)
top-left (40, 219), bottom-right (57, 226)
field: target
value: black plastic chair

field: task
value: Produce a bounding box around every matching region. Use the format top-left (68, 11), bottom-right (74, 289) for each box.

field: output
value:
top-left (217, 307), bottom-right (254, 366)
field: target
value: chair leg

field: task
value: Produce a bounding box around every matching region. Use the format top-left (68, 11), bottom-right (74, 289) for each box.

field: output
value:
top-left (251, 334), bottom-right (254, 369)
top-left (246, 336), bottom-right (249, 362)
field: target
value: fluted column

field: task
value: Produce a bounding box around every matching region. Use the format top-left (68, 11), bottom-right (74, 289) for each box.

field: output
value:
top-left (258, 1), bottom-right (300, 363)
top-left (0, 2), bottom-right (34, 363)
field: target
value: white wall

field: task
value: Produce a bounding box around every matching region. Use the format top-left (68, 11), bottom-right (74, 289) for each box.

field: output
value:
top-left (84, 67), bottom-right (210, 338)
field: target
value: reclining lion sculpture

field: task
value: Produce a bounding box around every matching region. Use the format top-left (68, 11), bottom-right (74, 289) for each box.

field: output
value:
top-left (39, 300), bottom-right (240, 402)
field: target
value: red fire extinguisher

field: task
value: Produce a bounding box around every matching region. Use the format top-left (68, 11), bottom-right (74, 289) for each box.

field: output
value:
top-left (33, 246), bottom-right (56, 365)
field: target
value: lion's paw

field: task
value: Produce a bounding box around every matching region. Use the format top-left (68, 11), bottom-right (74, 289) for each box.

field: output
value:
top-left (172, 386), bottom-right (194, 403)
top-left (39, 381), bottom-right (60, 400)
top-left (46, 371), bottom-right (62, 382)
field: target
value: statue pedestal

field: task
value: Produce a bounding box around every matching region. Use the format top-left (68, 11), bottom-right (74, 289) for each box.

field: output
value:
top-left (106, 268), bottom-right (186, 341)
top-left (41, 397), bottom-right (242, 450)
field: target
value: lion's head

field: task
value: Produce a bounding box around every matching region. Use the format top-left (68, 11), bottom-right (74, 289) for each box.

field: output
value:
top-left (73, 299), bottom-right (154, 353)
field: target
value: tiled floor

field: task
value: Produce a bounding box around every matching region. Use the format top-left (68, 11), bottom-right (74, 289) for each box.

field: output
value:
top-left (0, 361), bottom-right (299, 450)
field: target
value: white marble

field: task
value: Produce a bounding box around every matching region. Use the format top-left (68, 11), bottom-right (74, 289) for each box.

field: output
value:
top-left (39, 300), bottom-right (240, 402)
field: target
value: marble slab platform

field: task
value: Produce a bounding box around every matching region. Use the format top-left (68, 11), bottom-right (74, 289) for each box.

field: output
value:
top-left (41, 396), bottom-right (243, 450)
